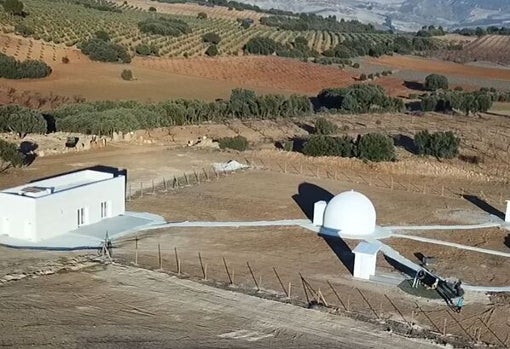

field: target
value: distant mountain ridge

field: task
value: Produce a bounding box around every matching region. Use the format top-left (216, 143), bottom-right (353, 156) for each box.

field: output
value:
top-left (237, 0), bottom-right (510, 31)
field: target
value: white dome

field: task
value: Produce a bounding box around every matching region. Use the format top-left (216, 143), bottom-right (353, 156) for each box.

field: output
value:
top-left (322, 190), bottom-right (376, 236)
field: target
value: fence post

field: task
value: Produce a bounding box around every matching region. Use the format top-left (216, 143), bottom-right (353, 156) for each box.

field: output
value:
top-left (223, 257), bottom-right (233, 285)
top-left (152, 179), bottom-right (155, 194)
top-left (140, 181), bottom-right (143, 198)
top-left (163, 177), bottom-right (167, 192)
top-left (158, 243), bottom-right (162, 269)
top-left (134, 235), bottom-right (138, 266)
top-left (247, 261), bottom-right (259, 291)
top-left (273, 267), bottom-right (288, 297)
top-left (174, 247), bottom-right (180, 275)
top-left (199, 252), bottom-right (206, 280)
top-left (356, 288), bottom-right (379, 319)
top-left (327, 280), bottom-right (346, 311)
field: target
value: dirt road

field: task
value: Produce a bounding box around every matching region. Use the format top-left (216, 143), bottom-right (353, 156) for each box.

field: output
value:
top-left (0, 264), bottom-right (441, 348)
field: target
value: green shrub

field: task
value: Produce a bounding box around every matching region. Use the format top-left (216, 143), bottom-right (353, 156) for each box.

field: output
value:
top-left (148, 6), bottom-right (157, 11)
top-left (0, 53), bottom-right (52, 79)
top-left (359, 73), bottom-right (367, 81)
top-left (302, 135), bottom-right (354, 157)
top-left (205, 44), bottom-right (218, 57)
top-left (14, 23), bottom-right (33, 37)
top-left (3, 0), bottom-right (24, 16)
top-left (218, 136), bottom-right (249, 151)
top-left (0, 139), bottom-right (23, 172)
top-left (314, 117), bottom-right (337, 135)
top-left (356, 133), bottom-right (395, 162)
top-left (197, 12), bottom-right (207, 19)
top-left (414, 130), bottom-right (459, 159)
top-left (0, 105), bottom-right (46, 137)
top-left (138, 17), bottom-right (191, 37)
top-left (135, 43), bottom-right (158, 56)
top-left (79, 38), bottom-right (131, 63)
top-left (121, 69), bottom-right (133, 81)
top-left (352, 62), bottom-right (360, 68)
top-left (95, 30), bottom-right (111, 42)
top-left (203, 32), bottom-right (221, 44)
top-left (424, 74), bottom-right (449, 91)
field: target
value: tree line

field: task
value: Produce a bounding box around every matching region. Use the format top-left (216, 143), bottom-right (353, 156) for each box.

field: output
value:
top-left (0, 52), bottom-right (52, 79)
top-left (243, 36), bottom-right (317, 59)
top-left (260, 13), bottom-right (379, 33)
top-left (317, 84), bottom-right (404, 114)
top-left (420, 90), bottom-right (493, 116)
top-left (150, 0), bottom-right (295, 16)
top-left (452, 26), bottom-right (510, 37)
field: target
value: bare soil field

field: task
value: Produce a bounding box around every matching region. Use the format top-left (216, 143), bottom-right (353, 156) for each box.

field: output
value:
top-left (136, 55), bottom-right (362, 95)
top-left (366, 54), bottom-right (510, 82)
top-left (0, 264), bottom-right (447, 349)
top-left (115, 169), bottom-right (509, 345)
top-left (435, 35), bottom-right (510, 66)
top-left (112, 0), bottom-right (264, 21)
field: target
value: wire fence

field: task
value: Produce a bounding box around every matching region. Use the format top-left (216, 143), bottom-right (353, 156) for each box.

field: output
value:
top-left (113, 243), bottom-right (509, 349)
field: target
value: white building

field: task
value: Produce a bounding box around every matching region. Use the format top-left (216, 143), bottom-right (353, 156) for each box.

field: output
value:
top-left (0, 168), bottom-right (126, 242)
top-left (313, 190), bottom-right (377, 237)
top-left (353, 241), bottom-right (381, 280)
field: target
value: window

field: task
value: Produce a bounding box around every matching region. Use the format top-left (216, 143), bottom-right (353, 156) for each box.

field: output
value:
top-left (77, 208), bottom-right (85, 227)
top-left (101, 201), bottom-right (108, 218)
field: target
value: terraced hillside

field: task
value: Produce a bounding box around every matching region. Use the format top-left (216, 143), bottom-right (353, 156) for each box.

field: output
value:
top-left (0, 0), bottom-right (394, 58)
top-left (436, 35), bottom-right (510, 66)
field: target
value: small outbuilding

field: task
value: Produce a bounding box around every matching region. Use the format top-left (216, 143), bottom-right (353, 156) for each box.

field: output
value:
top-left (0, 168), bottom-right (126, 242)
top-left (353, 241), bottom-right (381, 280)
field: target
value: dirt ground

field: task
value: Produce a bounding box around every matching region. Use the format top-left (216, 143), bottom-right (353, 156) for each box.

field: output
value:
top-left (0, 263), bottom-right (448, 349)
top-left (112, 169), bottom-right (510, 345)
top-left (366, 55), bottom-right (510, 82)
top-left (112, 0), bottom-right (265, 21)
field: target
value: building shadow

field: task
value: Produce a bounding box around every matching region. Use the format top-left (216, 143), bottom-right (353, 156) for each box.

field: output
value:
top-left (292, 182), bottom-right (334, 220)
top-left (462, 195), bottom-right (505, 220)
top-left (505, 235), bottom-right (510, 249)
top-left (384, 255), bottom-right (417, 278)
top-left (319, 233), bottom-right (354, 274)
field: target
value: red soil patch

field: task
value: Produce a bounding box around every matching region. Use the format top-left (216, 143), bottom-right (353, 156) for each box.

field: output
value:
top-left (135, 56), bottom-right (388, 95)
top-left (366, 55), bottom-right (510, 81)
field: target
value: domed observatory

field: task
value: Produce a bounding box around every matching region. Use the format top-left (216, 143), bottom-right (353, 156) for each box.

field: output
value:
top-left (313, 190), bottom-right (377, 238)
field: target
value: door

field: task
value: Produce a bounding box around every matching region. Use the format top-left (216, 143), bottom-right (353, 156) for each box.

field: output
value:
top-left (77, 208), bottom-right (85, 227)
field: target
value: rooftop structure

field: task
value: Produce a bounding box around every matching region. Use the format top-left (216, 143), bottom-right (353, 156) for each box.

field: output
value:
top-left (316, 190), bottom-right (377, 237)
top-left (0, 168), bottom-right (126, 242)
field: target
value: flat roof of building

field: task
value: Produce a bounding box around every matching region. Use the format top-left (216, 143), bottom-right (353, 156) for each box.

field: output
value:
top-left (0, 169), bottom-right (122, 198)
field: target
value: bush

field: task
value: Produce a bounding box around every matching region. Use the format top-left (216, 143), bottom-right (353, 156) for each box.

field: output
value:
top-left (0, 139), bottom-right (23, 172)
top-left (356, 133), bottom-right (395, 162)
top-left (205, 44), bottom-right (219, 57)
top-left (244, 36), bottom-right (282, 55)
top-left (314, 117), bottom-right (337, 135)
top-left (0, 53), bottom-right (52, 79)
top-left (3, 0), bottom-right (24, 16)
top-left (14, 23), bottom-right (34, 37)
top-left (424, 74), bottom-right (449, 91)
top-left (218, 136), bottom-right (248, 151)
top-left (138, 17), bottom-right (191, 37)
top-left (79, 38), bottom-right (131, 63)
top-left (148, 6), bottom-right (157, 11)
top-left (203, 32), bottom-right (221, 44)
top-left (302, 135), bottom-right (354, 157)
top-left (135, 43), bottom-right (158, 56)
top-left (352, 62), bottom-right (360, 69)
top-left (95, 30), bottom-right (111, 42)
top-left (197, 12), bottom-right (207, 19)
top-left (359, 73), bottom-right (367, 81)
top-left (414, 130), bottom-right (459, 159)
top-left (0, 105), bottom-right (46, 137)
top-left (61, 56), bottom-right (70, 64)
top-left (121, 69), bottom-right (133, 81)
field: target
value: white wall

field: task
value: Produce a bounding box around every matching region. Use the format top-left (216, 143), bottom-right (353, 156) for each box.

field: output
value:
top-left (0, 194), bottom-right (36, 241)
top-left (34, 176), bottom-right (125, 241)
top-left (353, 253), bottom-right (377, 280)
top-left (506, 200), bottom-right (510, 223)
